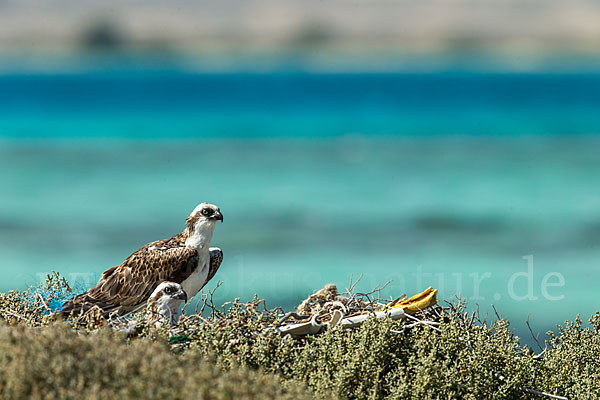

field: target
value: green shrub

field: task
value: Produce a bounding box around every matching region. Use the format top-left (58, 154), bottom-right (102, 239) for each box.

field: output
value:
top-left (0, 324), bottom-right (316, 400)
top-left (536, 314), bottom-right (600, 400)
top-left (1, 273), bottom-right (598, 399)
top-left (189, 312), bottom-right (538, 399)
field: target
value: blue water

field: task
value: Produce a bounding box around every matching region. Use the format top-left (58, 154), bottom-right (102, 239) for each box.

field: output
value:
top-left (2, 72), bottom-right (600, 137)
top-left (1, 71), bottom-right (600, 345)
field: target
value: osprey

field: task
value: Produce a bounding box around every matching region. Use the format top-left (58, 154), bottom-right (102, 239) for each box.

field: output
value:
top-left (146, 282), bottom-right (187, 326)
top-left (62, 202), bottom-right (223, 317)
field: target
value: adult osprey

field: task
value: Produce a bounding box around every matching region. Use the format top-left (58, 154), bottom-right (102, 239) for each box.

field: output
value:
top-left (62, 203), bottom-right (223, 316)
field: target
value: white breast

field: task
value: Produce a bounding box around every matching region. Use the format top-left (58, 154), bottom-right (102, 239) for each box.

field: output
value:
top-left (180, 250), bottom-right (210, 300)
top-left (181, 217), bottom-right (217, 301)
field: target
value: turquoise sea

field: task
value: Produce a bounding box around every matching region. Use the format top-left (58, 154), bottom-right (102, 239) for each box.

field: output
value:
top-left (1, 71), bottom-right (600, 344)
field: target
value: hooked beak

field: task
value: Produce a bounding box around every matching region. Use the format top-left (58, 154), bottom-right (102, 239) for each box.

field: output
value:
top-left (214, 210), bottom-right (223, 223)
top-left (175, 290), bottom-right (188, 303)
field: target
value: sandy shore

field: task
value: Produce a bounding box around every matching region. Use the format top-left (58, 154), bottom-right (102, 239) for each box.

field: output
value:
top-left (1, 0), bottom-right (599, 54)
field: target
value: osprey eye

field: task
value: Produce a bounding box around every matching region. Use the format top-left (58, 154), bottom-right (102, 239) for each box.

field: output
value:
top-left (165, 287), bottom-right (174, 294)
top-left (201, 209), bottom-right (210, 215)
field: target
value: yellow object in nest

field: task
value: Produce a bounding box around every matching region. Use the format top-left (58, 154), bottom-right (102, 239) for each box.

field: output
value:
top-left (381, 287), bottom-right (438, 314)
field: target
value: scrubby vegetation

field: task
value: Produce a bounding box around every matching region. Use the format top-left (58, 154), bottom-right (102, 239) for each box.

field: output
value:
top-left (0, 325), bottom-right (316, 400)
top-left (0, 273), bottom-right (598, 399)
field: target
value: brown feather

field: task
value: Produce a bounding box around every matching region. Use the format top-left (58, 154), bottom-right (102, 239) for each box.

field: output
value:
top-left (62, 231), bottom-right (200, 316)
top-left (207, 248), bottom-right (224, 284)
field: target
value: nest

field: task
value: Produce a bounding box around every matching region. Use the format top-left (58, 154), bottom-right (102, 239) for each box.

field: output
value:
top-left (279, 282), bottom-right (440, 334)
top-left (295, 283), bottom-right (373, 323)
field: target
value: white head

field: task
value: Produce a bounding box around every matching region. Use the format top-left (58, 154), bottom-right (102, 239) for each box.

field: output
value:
top-left (184, 202), bottom-right (223, 248)
top-left (148, 282), bottom-right (188, 326)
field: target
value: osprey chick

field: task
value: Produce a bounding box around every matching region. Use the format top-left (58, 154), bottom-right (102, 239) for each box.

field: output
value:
top-left (146, 282), bottom-right (187, 326)
top-left (62, 203), bottom-right (223, 317)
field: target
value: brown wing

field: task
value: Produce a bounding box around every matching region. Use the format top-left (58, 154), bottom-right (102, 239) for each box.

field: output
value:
top-left (206, 247), bottom-right (224, 284)
top-left (64, 243), bottom-right (198, 315)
